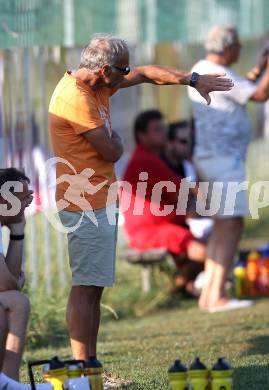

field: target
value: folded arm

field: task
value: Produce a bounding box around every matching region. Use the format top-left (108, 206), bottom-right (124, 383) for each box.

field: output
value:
top-left (0, 255), bottom-right (19, 291)
top-left (82, 126), bottom-right (124, 163)
top-left (4, 217), bottom-right (26, 279)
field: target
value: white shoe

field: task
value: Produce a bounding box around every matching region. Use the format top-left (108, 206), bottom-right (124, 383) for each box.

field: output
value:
top-left (207, 299), bottom-right (254, 313)
top-left (193, 271), bottom-right (206, 293)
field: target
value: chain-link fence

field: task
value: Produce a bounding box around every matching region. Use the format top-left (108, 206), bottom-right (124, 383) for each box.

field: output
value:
top-left (1, 0), bottom-right (269, 295)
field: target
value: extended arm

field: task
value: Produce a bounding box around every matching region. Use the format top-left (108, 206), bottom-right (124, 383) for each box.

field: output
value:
top-left (117, 65), bottom-right (233, 105)
top-left (250, 59), bottom-right (269, 102)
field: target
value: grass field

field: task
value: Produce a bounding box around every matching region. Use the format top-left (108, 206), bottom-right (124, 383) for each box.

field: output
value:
top-left (21, 298), bottom-right (269, 389)
top-left (21, 213), bottom-right (269, 389)
top-left (18, 160), bottom-right (269, 389)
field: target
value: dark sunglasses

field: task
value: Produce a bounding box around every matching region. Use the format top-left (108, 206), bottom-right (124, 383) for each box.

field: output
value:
top-left (109, 64), bottom-right (130, 75)
top-left (175, 138), bottom-right (189, 145)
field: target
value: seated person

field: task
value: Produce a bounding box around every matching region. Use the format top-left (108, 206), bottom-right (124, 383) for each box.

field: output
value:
top-left (163, 120), bottom-right (213, 241)
top-left (0, 168), bottom-right (33, 385)
top-left (162, 120), bottom-right (196, 180)
top-left (0, 305), bottom-right (51, 389)
top-left (121, 110), bottom-right (207, 289)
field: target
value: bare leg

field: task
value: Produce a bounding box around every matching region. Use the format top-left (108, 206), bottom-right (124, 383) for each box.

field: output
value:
top-left (67, 285), bottom-right (104, 360)
top-left (0, 291), bottom-right (30, 381)
top-left (198, 258), bottom-right (215, 309)
top-left (199, 217), bottom-right (244, 309)
top-left (187, 240), bottom-right (207, 263)
top-left (0, 304), bottom-right (8, 372)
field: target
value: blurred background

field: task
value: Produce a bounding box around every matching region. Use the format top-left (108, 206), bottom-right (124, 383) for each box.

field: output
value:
top-left (1, 0), bottom-right (269, 347)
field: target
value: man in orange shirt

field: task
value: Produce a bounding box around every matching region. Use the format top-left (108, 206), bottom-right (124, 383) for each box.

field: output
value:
top-left (49, 34), bottom-right (233, 369)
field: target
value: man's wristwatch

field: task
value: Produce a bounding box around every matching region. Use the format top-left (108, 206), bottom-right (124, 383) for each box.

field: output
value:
top-left (190, 72), bottom-right (200, 88)
top-left (10, 234), bottom-right (25, 241)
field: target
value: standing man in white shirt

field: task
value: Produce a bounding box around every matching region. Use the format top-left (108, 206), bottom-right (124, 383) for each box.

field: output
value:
top-left (188, 26), bottom-right (269, 312)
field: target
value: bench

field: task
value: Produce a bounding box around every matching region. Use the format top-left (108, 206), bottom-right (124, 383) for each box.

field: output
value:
top-left (121, 247), bottom-right (168, 293)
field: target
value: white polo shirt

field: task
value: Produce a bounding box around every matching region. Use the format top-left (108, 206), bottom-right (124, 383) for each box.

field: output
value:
top-left (188, 59), bottom-right (257, 161)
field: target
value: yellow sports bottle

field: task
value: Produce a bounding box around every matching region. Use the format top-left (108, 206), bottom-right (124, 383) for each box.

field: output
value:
top-left (28, 359), bottom-right (54, 390)
top-left (84, 357), bottom-right (104, 390)
top-left (168, 359), bottom-right (188, 390)
top-left (64, 360), bottom-right (84, 379)
top-left (211, 358), bottom-right (233, 390)
top-left (188, 357), bottom-right (209, 390)
top-left (42, 356), bottom-right (68, 390)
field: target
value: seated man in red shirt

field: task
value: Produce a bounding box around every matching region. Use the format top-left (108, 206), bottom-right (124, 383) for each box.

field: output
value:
top-left (121, 110), bottom-right (206, 285)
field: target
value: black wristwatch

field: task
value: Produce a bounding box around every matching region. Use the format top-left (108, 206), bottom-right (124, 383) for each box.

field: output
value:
top-left (10, 234), bottom-right (25, 241)
top-left (190, 72), bottom-right (200, 88)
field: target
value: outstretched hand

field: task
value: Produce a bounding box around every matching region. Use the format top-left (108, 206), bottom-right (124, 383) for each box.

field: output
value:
top-left (247, 55), bottom-right (269, 81)
top-left (195, 73), bottom-right (233, 105)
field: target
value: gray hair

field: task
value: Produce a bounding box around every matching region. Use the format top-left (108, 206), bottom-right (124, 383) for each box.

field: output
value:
top-left (205, 26), bottom-right (239, 54)
top-left (79, 34), bottom-right (129, 70)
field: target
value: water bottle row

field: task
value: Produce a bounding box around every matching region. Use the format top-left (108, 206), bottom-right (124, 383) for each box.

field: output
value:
top-left (233, 244), bottom-right (269, 298)
top-left (168, 357), bottom-right (233, 390)
top-left (28, 356), bottom-right (104, 390)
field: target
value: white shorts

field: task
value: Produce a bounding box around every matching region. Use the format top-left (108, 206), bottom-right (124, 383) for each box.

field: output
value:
top-left (193, 155), bottom-right (249, 218)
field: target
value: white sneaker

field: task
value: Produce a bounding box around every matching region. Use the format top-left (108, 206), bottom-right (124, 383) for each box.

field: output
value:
top-left (193, 271), bottom-right (206, 293)
top-left (208, 299), bottom-right (254, 313)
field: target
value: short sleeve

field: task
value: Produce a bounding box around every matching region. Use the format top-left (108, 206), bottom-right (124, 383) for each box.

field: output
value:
top-left (227, 72), bottom-right (257, 105)
top-left (109, 87), bottom-right (119, 96)
top-left (64, 93), bottom-right (104, 134)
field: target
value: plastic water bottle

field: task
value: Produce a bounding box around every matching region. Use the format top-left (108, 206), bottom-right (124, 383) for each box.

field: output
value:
top-left (168, 359), bottom-right (188, 390)
top-left (28, 357), bottom-right (67, 390)
top-left (259, 249), bottom-right (269, 294)
top-left (211, 358), bottom-right (233, 390)
top-left (42, 357), bottom-right (68, 390)
top-left (84, 357), bottom-right (104, 390)
top-left (246, 251), bottom-right (260, 296)
top-left (233, 251), bottom-right (248, 298)
top-left (188, 357), bottom-right (209, 390)
top-left (64, 377), bottom-right (91, 389)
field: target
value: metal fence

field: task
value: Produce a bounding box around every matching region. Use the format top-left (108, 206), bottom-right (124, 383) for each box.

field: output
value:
top-left (1, 1), bottom-right (269, 295)
top-left (0, 0), bottom-right (269, 48)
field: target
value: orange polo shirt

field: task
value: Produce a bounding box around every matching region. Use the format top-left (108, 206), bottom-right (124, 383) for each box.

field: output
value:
top-left (49, 71), bottom-right (118, 211)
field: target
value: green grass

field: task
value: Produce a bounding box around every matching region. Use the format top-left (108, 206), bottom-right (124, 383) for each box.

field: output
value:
top-left (21, 298), bottom-right (269, 389)
top-left (18, 213), bottom-right (269, 389)
top-left (17, 161), bottom-right (269, 389)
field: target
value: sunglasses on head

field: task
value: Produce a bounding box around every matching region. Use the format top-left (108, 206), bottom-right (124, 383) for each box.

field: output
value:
top-left (109, 64), bottom-right (130, 75)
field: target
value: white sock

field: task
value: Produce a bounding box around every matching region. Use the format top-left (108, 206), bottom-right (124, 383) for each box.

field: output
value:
top-left (0, 373), bottom-right (53, 389)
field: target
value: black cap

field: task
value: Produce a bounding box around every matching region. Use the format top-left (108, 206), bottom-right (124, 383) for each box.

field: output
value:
top-left (190, 357), bottom-right (207, 370)
top-left (168, 360), bottom-right (187, 373)
top-left (212, 358), bottom-right (231, 371)
top-left (49, 356), bottom-right (66, 369)
top-left (84, 357), bottom-right (103, 368)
